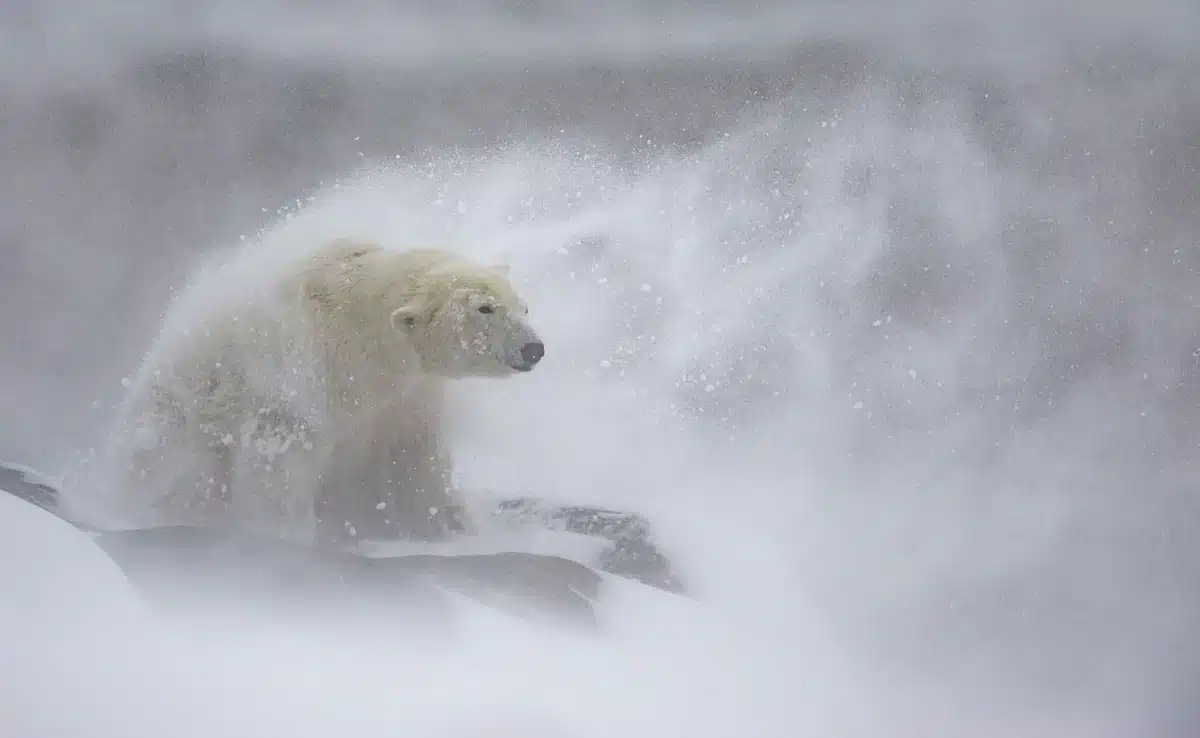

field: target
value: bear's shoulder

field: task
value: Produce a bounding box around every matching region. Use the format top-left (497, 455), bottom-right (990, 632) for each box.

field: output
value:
top-left (288, 240), bottom-right (459, 328)
top-left (307, 238), bottom-right (385, 268)
top-left (304, 240), bottom-right (465, 275)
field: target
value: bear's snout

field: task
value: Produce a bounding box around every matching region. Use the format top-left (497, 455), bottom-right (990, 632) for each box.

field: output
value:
top-left (516, 340), bottom-right (544, 371)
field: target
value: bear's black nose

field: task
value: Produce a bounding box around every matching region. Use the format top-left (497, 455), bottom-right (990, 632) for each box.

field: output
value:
top-left (520, 341), bottom-right (545, 367)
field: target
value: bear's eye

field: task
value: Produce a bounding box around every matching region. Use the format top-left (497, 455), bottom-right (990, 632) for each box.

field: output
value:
top-left (477, 304), bottom-right (494, 314)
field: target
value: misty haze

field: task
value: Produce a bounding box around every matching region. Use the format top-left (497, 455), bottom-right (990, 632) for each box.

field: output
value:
top-left (2, 1), bottom-right (1199, 736)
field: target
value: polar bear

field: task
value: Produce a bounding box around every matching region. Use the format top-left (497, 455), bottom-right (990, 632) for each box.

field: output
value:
top-left (96, 239), bottom-right (544, 546)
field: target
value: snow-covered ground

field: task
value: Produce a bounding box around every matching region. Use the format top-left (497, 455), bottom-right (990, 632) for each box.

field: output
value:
top-left (3, 2), bottom-right (1199, 736)
top-left (0, 466), bottom-right (877, 738)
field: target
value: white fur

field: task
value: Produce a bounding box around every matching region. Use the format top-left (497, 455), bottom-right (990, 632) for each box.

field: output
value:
top-left (96, 239), bottom-right (542, 545)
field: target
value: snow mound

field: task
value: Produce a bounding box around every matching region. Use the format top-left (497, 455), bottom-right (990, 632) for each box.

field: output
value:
top-left (0, 487), bottom-right (148, 633)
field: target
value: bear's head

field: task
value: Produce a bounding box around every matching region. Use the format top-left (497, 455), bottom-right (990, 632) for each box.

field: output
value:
top-left (389, 260), bottom-right (544, 378)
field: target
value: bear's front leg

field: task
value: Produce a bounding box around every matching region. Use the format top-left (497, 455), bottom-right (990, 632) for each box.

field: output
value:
top-left (226, 407), bottom-right (323, 544)
top-left (314, 421), bottom-right (468, 547)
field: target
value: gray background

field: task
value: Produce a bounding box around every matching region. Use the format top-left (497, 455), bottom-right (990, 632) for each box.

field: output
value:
top-left (1, 1), bottom-right (1198, 734)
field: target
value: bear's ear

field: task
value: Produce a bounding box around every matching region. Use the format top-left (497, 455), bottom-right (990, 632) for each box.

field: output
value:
top-left (390, 304), bottom-right (423, 331)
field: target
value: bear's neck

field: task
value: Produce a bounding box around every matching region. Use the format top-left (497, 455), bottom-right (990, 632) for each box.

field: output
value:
top-left (301, 278), bottom-right (431, 412)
